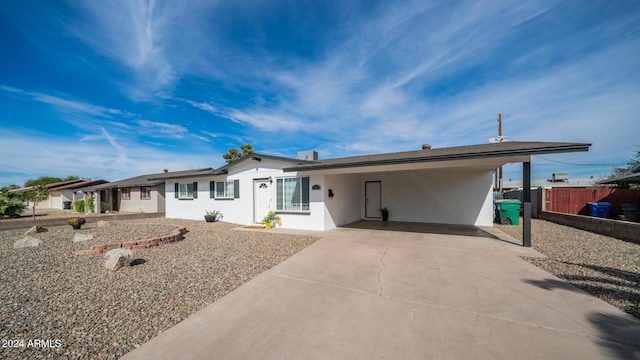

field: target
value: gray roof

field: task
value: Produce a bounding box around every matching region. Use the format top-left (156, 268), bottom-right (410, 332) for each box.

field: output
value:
top-left (284, 142), bottom-right (591, 172)
top-left (211, 154), bottom-right (313, 175)
top-left (10, 179), bottom-right (88, 193)
top-left (153, 154), bottom-right (313, 180)
top-left (51, 179), bottom-right (109, 191)
top-left (598, 172), bottom-right (640, 185)
top-left (81, 168), bottom-right (213, 191)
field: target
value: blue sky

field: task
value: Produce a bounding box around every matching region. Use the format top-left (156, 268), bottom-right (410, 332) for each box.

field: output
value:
top-left (1, 0), bottom-right (639, 187)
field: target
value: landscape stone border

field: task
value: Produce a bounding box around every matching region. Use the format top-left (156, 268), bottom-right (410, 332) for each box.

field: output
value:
top-left (73, 225), bottom-right (188, 255)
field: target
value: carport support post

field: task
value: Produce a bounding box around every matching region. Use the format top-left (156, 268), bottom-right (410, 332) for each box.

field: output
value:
top-left (523, 161), bottom-right (532, 247)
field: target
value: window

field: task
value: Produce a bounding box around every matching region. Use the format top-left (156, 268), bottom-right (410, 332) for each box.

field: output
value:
top-left (121, 188), bottom-right (131, 200)
top-left (174, 182), bottom-right (198, 199)
top-left (211, 180), bottom-right (239, 199)
top-left (276, 177), bottom-right (309, 211)
top-left (140, 186), bottom-right (151, 200)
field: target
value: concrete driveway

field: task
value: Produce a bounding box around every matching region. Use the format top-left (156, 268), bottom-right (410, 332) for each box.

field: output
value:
top-left (123, 223), bottom-right (640, 359)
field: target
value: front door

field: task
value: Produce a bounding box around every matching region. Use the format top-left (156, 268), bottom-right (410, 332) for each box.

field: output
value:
top-left (111, 189), bottom-right (119, 211)
top-left (365, 181), bottom-right (381, 218)
top-left (254, 180), bottom-right (271, 223)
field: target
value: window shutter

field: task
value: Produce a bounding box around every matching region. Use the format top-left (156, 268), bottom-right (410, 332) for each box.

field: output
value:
top-left (174, 183), bottom-right (179, 198)
top-left (209, 181), bottom-right (215, 199)
top-left (193, 182), bottom-right (198, 198)
top-left (234, 180), bottom-right (240, 198)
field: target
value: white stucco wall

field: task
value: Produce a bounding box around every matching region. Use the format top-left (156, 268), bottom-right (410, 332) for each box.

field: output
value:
top-left (165, 159), bottom-right (327, 230)
top-left (165, 159), bottom-right (495, 230)
top-left (323, 174), bottom-right (361, 229)
top-left (361, 168), bottom-right (494, 226)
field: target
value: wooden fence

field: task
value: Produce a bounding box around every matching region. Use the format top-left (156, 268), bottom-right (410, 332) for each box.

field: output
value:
top-left (544, 188), bottom-right (640, 217)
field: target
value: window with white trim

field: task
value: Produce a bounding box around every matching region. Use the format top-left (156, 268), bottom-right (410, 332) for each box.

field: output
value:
top-left (211, 180), bottom-right (239, 199)
top-left (175, 182), bottom-right (198, 199)
top-left (140, 186), bottom-right (151, 200)
top-left (216, 181), bottom-right (234, 198)
top-left (276, 177), bottom-right (309, 211)
top-left (121, 188), bottom-right (131, 200)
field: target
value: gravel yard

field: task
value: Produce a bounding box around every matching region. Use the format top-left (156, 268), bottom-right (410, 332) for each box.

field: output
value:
top-left (0, 219), bottom-right (318, 359)
top-left (497, 219), bottom-right (640, 319)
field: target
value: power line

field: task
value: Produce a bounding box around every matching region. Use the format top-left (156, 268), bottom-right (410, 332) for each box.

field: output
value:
top-left (533, 155), bottom-right (623, 167)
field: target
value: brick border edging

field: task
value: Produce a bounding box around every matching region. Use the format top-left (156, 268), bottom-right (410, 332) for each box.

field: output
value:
top-left (73, 225), bottom-right (188, 255)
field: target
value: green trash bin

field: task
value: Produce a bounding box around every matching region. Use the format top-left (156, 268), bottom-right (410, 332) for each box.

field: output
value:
top-left (498, 199), bottom-right (521, 225)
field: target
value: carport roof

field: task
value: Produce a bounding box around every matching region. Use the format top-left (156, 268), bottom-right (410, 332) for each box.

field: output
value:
top-left (284, 141), bottom-right (591, 172)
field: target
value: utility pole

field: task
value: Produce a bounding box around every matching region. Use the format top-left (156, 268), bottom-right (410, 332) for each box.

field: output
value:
top-left (494, 113), bottom-right (503, 191)
top-left (498, 113), bottom-right (503, 192)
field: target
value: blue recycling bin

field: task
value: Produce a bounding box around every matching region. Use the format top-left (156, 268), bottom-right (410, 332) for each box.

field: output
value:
top-left (588, 202), bottom-right (611, 218)
top-left (494, 202), bottom-right (501, 223)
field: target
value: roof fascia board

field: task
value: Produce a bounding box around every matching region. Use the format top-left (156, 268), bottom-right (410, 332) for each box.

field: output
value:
top-left (284, 143), bottom-right (590, 172)
top-left (295, 155), bottom-right (531, 175)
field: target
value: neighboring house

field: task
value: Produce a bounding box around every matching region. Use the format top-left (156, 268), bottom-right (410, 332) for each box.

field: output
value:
top-left (80, 168), bottom-right (213, 213)
top-left (501, 175), bottom-right (606, 190)
top-left (161, 142), bottom-right (590, 231)
top-left (598, 165), bottom-right (640, 188)
top-left (11, 179), bottom-right (107, 209)
top-left (48, 179), bottom-right (109, 209)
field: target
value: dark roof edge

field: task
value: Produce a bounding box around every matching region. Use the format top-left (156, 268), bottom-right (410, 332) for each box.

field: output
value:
top-left (156, 153), bottom-right (316, 179)
top-left (597, 172), bottom-right (640, 185)
top-left (283, 143), bottom-right (591, 172)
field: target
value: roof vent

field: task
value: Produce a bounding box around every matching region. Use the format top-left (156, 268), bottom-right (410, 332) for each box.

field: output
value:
top-left (422, 144), bottom-right (432, 150)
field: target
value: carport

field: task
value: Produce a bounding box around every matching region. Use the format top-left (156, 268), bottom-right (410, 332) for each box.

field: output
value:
top-left (285, 142), bottom-right (591, 247)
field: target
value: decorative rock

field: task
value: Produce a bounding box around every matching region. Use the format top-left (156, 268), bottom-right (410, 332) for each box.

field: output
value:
top-left (25, 225), bottom-right (48, 235)
top-left (104, 248), bottom-right (133, 271)
top-left (73, 233), bottom-right (94, 243)
top-left (97, 221), bottom-right (110, 228)
top-left (14, 236), bottom-right (43, 249)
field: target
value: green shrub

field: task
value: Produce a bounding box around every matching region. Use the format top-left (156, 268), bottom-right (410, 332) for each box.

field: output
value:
top-left (0, 191), bottom-right (26, 217)
top-left (85, 196), bottom-right (95, 212)
top-left (74, 199), bottom-right (85, 212)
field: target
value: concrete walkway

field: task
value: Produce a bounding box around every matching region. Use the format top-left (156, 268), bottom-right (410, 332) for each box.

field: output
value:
top-left (123, 224), bottom-right (640, 359)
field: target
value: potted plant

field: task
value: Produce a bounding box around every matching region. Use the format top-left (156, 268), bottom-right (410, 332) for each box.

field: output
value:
top-left (261, 210), bottom-right (281, 229)
top-left (68, 217), bottom-right (86, 230)
top-left (100, 202), bottom-right (109, 213)
top-left (205, 210), bottom-right (222, 222)
top-left (380, 207), bottom-right (389, 221)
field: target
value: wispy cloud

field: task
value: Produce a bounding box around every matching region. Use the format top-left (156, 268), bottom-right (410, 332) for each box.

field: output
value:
top-left (135, 119), bottom-right (188, 138)
top-left (1, 129), bottom-right (214, 182)
top-left (184, 99), bottom-right (216, 114)
top-left (64, 1), bottom-right (220, 99)
top-left (0, 85), bottom-right (118, 118)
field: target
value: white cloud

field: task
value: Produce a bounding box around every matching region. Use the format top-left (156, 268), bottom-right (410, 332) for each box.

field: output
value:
top-left (135, 119), bottom-right (189, 138)
top-left (184, 100), bottom-right (217, 114)
top-left (0, 130), bottom-right (215, 185)
top-left (0, 85), bottom-right (116, 118)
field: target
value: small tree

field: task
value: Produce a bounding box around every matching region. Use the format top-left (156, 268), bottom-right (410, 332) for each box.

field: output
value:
top-left (223, 144), bottom-right (255, 163)
top-left (25, 184), bottom-right (49, 220)
top-left (608, 148), bottom-right (640, 189)
top-left (24, 176), bottom-right (63, 187)
top-left (610, 148), bottom-right (640, 178)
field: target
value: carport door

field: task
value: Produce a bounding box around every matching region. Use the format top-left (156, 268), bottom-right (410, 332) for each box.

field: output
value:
top-left (365, 181), bottom-right (381, 218)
